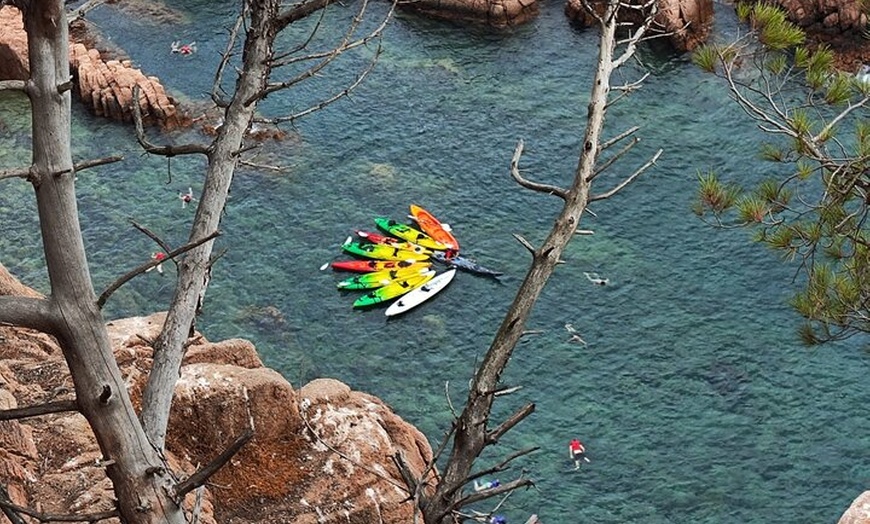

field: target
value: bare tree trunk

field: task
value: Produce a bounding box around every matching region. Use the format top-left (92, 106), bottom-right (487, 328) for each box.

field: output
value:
top-left (4, 1), bottom-right (187, 522)
top-left (420, 2), bottom-right (658, 521)
top-left (140, 0), bottom-right (280, 450)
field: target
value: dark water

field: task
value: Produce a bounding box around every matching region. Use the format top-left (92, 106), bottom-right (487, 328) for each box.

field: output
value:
top-left (1, 1), bottom-right (868, 522)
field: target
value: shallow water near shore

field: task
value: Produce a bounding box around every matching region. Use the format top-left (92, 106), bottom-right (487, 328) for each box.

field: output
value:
top-left (1, 1), bottom-right (869, 522)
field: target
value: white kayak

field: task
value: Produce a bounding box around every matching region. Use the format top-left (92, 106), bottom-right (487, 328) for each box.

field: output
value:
top-left (385, 269), bottom-right (457, 317)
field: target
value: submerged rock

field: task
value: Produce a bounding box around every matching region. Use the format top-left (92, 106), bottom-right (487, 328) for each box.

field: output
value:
top-left (398, 0), bottom-right (539, 27)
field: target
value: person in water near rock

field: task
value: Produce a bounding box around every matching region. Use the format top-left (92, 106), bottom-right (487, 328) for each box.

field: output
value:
top-left (569, 438), bottom-right (589, 469)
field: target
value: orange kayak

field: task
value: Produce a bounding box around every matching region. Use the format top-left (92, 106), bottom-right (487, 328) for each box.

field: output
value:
top-left (409, 204), bottom-right (460, 252)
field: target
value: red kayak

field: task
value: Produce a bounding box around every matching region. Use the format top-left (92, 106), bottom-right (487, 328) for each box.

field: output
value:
top-left (331, 259), bottom-right (419, 273)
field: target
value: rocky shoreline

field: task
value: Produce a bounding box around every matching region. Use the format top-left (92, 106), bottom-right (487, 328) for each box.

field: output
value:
top-left (1, 0), bottom-right (867, 129)
top-left (0, 264), bottom-right (434, 523)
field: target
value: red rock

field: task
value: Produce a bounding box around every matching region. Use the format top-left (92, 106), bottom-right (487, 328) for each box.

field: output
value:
top-left (565, 0), bottom-right (714, 52)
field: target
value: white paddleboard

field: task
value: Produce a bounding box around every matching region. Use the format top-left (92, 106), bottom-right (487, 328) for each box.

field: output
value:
top-left (385, 269), bottom-right (456, 317)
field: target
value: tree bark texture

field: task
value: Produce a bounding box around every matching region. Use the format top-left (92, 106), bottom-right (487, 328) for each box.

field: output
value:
top-left (140, 0), bottom-right (280, 450)
top-left (5, 1), bottom-right (187, 522)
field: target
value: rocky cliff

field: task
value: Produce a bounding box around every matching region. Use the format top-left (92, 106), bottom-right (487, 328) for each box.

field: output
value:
top-left (0, 266), bottom-right (433, 523)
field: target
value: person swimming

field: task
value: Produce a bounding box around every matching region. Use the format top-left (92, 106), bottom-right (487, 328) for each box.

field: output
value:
top-left (179, 187), bottom-right (195, 208)
top-left (171, 41), bottom-right (197, 55)
top-left (569, 438), bottom-right (589, 469)
top-left (145, 251), bottom-right (166, 275)
top-left (583, 272), bottom-right (609, 286)
top-left (564, 323), bottom-right (587, 345)
top-left (473, 479), bottom-right (500, 492)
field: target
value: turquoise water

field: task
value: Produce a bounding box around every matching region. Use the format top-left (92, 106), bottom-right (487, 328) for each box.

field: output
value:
top-left (2, 1), bottom-right (869, 522)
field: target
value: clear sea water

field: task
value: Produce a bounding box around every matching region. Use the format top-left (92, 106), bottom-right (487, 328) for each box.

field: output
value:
top-left (1, 1), bottom-right (868, 522)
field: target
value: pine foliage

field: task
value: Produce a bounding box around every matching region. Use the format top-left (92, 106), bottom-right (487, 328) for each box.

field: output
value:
top-left (692, 3), bottom-right (870, 343)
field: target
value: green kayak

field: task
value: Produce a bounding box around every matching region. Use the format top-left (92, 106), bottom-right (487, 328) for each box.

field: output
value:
top-left (337, 263), bottom-right (432, 290)
top-left (352, 270), bottom-right (436, 308)
top-left (342, 238), bottom-right (429, 262)
top-left (374, 217), bottom-right (448, 251)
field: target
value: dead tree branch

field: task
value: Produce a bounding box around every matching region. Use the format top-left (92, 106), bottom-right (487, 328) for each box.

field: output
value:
top-left (74, 155), bottom-right (124, 172)
top-left (0, 497), bottom-right (118, 523)
top-left (131, 86), bottom-right (210, 157)
top-left (607, 72), bottom-right (650, 108)
top-left (512, 233), bottom-right (537, 256)
top-left (2, 156), bottom-right (122, 182)
top-left (251, 0), bottom-right (377, 103)
top-left (486, 403), bottom-right (535, 443)
top-left (600, 126), bottom-right (639, 151)
top-left (0, 399), bottom-right (78, 421)
top-left (130, 221), bottom-right (175, 258)
top-left (0, 485), bottom-right (26, 524)
top-left (173, 429), bottom-right (254, 499)
top-left (211, 4), bottom-right (247, 108)
top-left (589, 148), bottom-right (662, 202)
top-left (67, 0), bottom-right (107, 22)
top-left (96, 230), bottom-right (221, 308)
top-left (510, 139), bottom-right (569, 199)
top-left (590, 136), bottom-right (639, 181)
top-left (449, 477), bottom-right (534, 514)
top-left (275, 0), bottom-right (340, 30)
top-left (0, 166), bottom-right (29, 181)
top-left (468, 448), bottom-right (539, 485)
top-left (263, 42), bottom-right (383, 124)
top-left (0, 80), bottom-right (27, 92)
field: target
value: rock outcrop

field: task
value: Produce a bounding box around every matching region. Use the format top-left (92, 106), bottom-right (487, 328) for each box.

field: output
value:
top-left (565, 0), bottom-right (715, 52)
top-left (398, 0), bottom-right (539, 27)
top-left (839, 491), bottom-right (870, 524)
top-left (0, 6), bottom-right (186, 130)
top-left (773, 0), bottom-right (867, 35)
top-left (760, 0), bottom-right (870, 71)
top-left (69, 43), bottom-right (187, 130)
top-left (0, 267), bottom-right (433, 523)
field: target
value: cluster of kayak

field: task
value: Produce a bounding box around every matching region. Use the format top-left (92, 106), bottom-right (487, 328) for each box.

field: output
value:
top-left (328, 205), bottom-right (501, 316)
